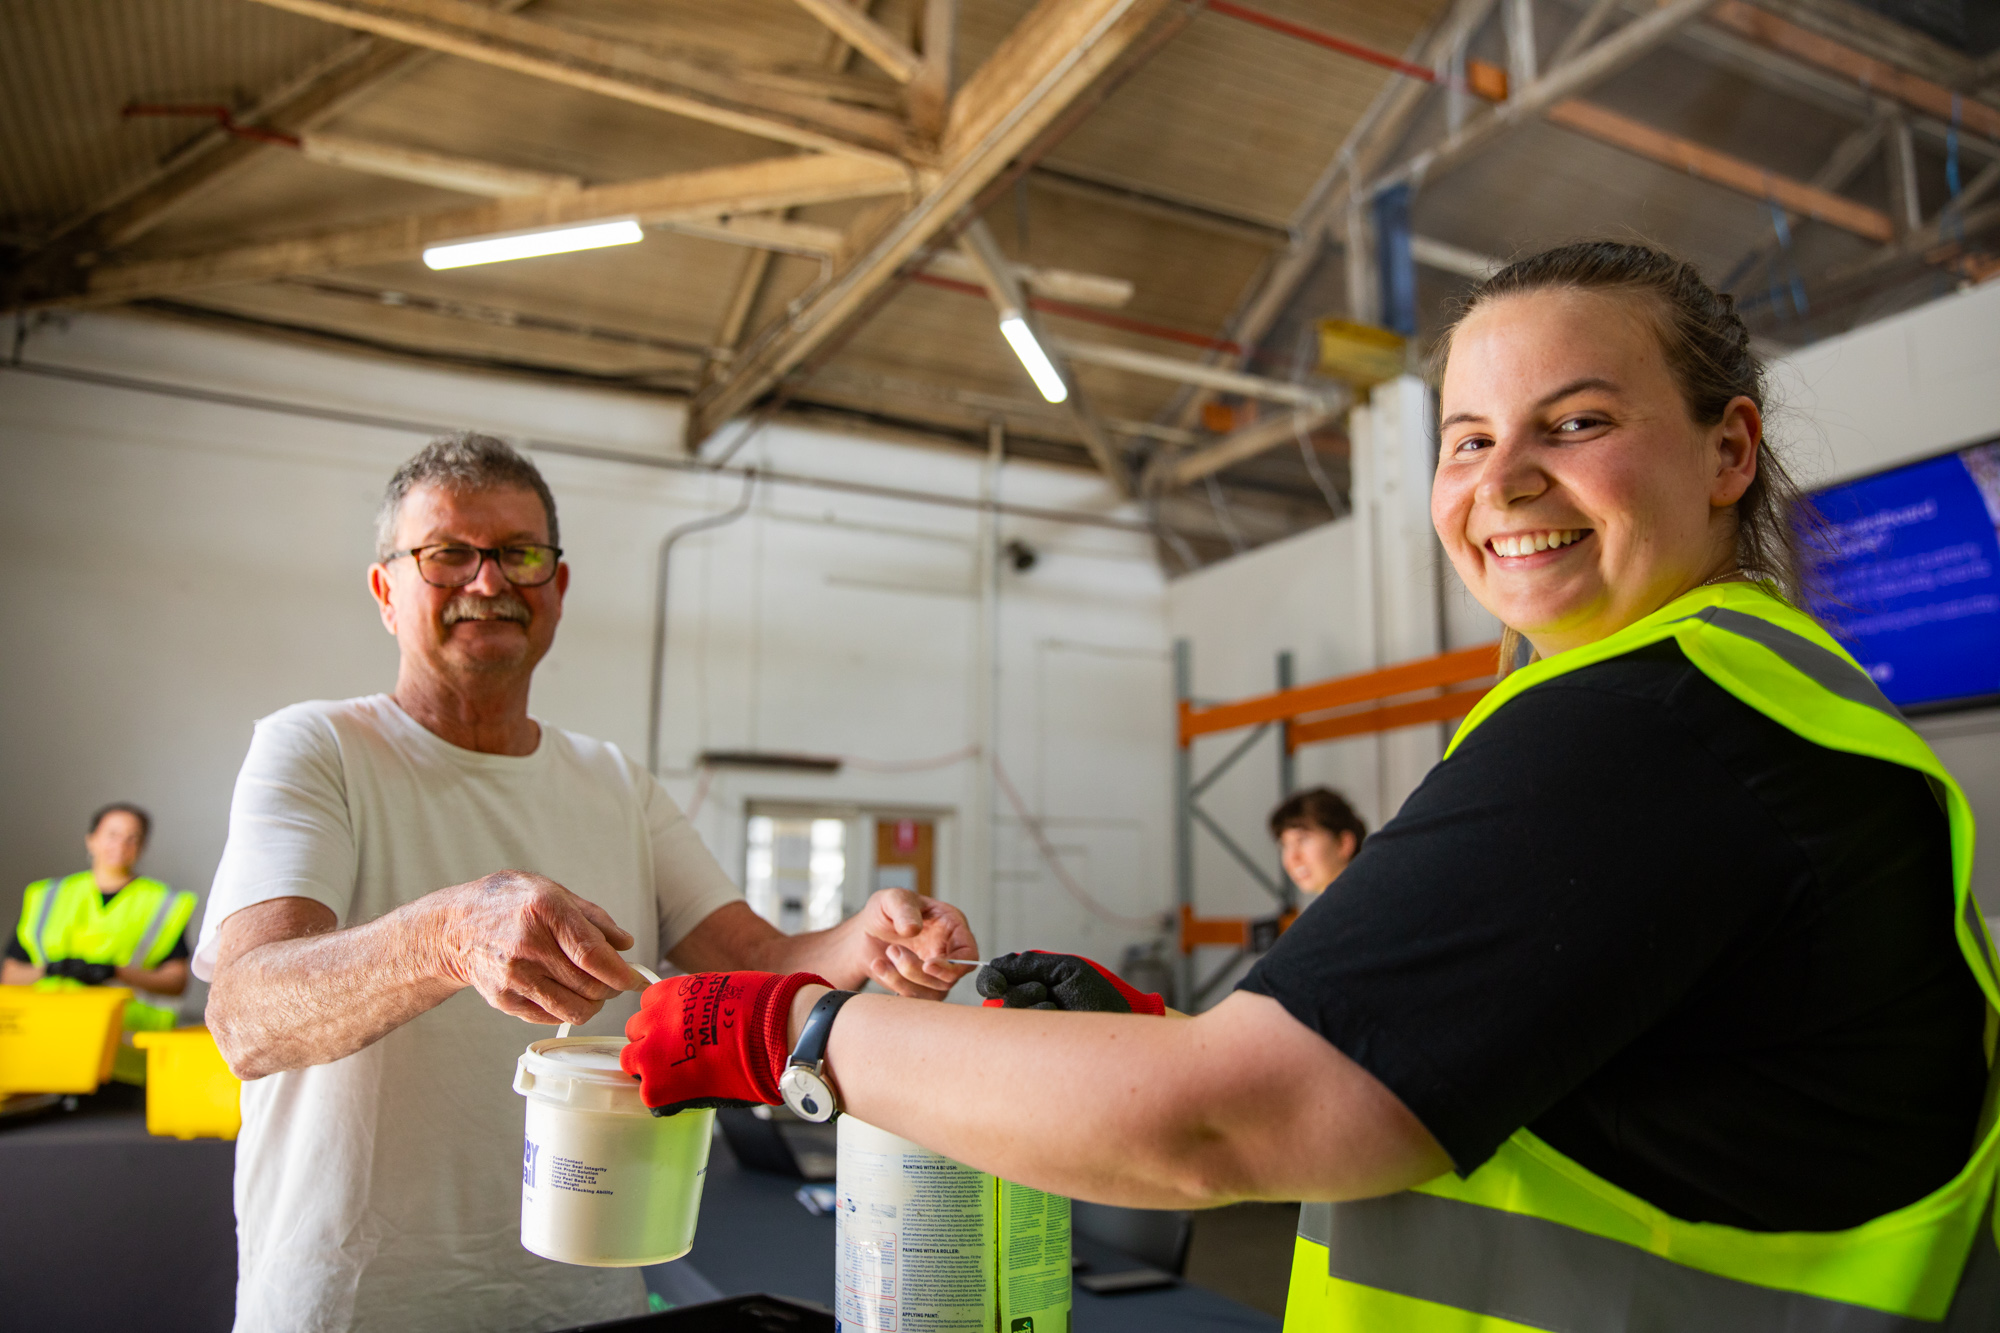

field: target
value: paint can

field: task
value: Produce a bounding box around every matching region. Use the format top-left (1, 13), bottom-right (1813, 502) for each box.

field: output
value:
top-left (834, 1115), bottom-right (1069, 1331)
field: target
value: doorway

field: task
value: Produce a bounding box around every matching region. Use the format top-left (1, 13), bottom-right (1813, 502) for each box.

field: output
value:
top-left (742, 804), bottom-right (949, 934)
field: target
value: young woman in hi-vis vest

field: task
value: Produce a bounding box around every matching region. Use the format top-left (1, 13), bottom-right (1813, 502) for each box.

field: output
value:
top-left (623, 241), bottom-right (2000, 1330)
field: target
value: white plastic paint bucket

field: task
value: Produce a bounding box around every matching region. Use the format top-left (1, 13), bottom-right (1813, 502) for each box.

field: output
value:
top-left (514, 966), bottom-right (714, 1267)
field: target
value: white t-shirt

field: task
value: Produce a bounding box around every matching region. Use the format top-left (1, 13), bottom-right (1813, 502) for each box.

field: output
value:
top-left (195, 696), bottom-right (742, 1333)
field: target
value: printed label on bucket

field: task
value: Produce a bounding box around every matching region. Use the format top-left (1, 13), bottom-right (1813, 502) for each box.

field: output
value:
top-left (551, 1155), bottom-right (615, 1196)
top-left (524, 1138), bottom-right (540, 1188)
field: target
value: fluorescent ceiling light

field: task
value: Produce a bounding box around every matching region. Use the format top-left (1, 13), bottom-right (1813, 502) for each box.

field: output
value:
top-left (999, 315), bottom-right (1068, 404)
top-left (423, 219), bottom-right (644, 270)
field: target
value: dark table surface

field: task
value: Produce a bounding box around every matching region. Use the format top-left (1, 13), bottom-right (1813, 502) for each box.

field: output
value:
top-left (666, 1135), bottom-right (1279, 1333)
top-left (0, 1094), bottom-right (237, 1333)
top-left (0, 1098), bottom-right (1278, 1333)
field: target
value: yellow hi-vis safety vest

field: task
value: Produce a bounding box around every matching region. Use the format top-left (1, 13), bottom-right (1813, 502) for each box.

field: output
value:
top-left (1285, 581), bottom-right (2000, 1331)
top-left (18, 871), bottom-right (194, 1070)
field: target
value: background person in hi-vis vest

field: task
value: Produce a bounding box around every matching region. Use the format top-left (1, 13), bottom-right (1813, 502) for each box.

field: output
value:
top-left (623, 240), bottom-right (2000, 1329)
top-left (4, 802), bottom-right (195, 1084)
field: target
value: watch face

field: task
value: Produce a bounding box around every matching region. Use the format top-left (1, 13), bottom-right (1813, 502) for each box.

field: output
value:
top-left (780, 1065), bottom-right (835, 1122)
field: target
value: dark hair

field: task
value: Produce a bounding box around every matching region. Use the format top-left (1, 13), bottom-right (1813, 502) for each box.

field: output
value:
top-left (376, 432), bottom-right (560, 560)
top-left (89, 802), bottom-right (151, 842)
top-left (1436, 241), bottom-right (1817, 671)
top-left (1268, 787), bottom-right (1367, 850)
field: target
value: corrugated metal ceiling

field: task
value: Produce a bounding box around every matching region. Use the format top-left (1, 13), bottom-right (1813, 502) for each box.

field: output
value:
top-left (3, 0), bottom-right (1994, 566)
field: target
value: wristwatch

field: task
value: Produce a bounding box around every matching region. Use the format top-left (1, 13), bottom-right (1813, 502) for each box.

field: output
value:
top-left (778, 990), bottom-right (856, 1123)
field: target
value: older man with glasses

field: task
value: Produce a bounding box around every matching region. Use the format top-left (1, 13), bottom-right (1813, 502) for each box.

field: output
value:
top-left (195, 433), bottom-right (978, 1333)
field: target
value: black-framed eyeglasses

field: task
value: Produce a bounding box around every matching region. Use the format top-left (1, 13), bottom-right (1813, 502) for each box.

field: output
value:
top-left (388, 543), bottom-right (563, 588)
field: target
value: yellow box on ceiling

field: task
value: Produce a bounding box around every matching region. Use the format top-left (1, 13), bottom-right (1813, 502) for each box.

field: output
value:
top-left (1317, 319), bottom-right (1408, 388)
top-left (132, 1028), bottom-right (242, 1140)
top-left (0, 985), bottom-right (130, 1094)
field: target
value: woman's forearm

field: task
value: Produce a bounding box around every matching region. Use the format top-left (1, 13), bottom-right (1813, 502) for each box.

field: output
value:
top-left (801, 988), bottom-right (1448, 1209)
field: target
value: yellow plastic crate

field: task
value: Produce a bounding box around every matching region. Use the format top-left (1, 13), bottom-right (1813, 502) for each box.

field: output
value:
top-left (1317, 318), bottom-right (1408, 388)
top-left (0, 985), bottom-right (131, 1094)
top-left (132, 1027), bottom-right (242, 1140)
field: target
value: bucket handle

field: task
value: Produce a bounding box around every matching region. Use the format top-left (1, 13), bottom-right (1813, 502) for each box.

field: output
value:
top-left (555, 963), bottom-right (661, 1039)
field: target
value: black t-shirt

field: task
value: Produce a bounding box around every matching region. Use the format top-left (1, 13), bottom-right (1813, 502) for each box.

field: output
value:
top-left (6, 883), bottom-right (191, 965)
top-left (1239, 640), bottom-right (1987, 1233)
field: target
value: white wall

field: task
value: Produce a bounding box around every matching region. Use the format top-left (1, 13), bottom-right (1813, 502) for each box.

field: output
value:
top-left (1767, 278), bottom-right (2000, 485)
top-left (1166, 519), bottom-right (1365, 930)
top-left (1164, 378), bottom-right (1499, 1002)
top-left (0, 312), bottom-right (1178, 1014)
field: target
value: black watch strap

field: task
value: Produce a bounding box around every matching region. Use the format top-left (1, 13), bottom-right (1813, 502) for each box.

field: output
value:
top-left (788, 990), bottom-right (857, 1071)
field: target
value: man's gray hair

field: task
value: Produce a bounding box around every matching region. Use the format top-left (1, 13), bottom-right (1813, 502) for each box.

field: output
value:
top-left (375, 432), bottom-right (561, 560)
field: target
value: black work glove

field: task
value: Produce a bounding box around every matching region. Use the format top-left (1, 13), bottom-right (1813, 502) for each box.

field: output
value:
top-left (44, 958), bottom-right (118, 985)
top-left (974, 951), bottom-right (1166, 1015)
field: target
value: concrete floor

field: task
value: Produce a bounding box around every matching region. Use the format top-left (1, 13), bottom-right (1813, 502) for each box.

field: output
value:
top-left (1182, 1202), bottom-right (1299, 1317)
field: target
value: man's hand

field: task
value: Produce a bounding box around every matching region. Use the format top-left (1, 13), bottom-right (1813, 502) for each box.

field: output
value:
top-left (668, 892), bottom-right (978, 1000)
top-left (433, 870), bottom-right (642, 1025)
top-left (849, 889), bottom-right (977, 999)
top-left (211, 874), bottom-right (645, 1081)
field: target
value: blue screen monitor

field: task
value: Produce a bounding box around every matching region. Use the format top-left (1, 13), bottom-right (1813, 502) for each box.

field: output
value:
top-left (1804, 437), bottom-right (2000, 715)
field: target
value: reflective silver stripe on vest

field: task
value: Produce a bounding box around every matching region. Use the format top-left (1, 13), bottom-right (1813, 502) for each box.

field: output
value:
top-left (1672, 606), bottom-right (1904, 721)
top-left (1943, 1197), bottom-right (2000, 1331)
top-left (127, 887), bottom-right (177, 968)
top-left (30, 876), bottom-right (65, 963)
top-left (1968, 893), bottom-right (1995, 967)
top-left (1320, 1192), bottom-right (1945, 1332)
top-left (1298, 1200), bottom-right (1332, 1246)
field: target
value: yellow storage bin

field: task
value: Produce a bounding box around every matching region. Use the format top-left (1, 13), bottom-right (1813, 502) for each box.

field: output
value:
top-left (0, 985), bottom-right (131, 1094)
top-left (1317, 318), bottom-right (1408, 388)
top-left (132, 1028), bottom-right (242, 1140)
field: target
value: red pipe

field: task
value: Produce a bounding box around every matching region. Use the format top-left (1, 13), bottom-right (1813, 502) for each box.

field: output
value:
top-left (1206, 0), bottom-right (1439, 84)
top-left (122, 103), bottom-right (302, 150)
top-left (908, 271), bottom-right (1244, 355)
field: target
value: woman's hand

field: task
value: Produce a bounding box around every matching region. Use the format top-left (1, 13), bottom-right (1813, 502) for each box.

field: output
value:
top-left (622, 970), bottom-right (829, 1115)
top-left (974, 951), bottom-right (1167, 1015)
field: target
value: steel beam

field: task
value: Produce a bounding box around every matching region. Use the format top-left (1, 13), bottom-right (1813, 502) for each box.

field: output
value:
top-left (1542, 99), bottom-right (1894, 242)
top-left (1374, 0), bottom-right (1717, 194)
top-left (1161, 0), bottom-right (1497, 432)
top-left (59, 154), bottom-right (915, 308)
top-left (1059, 340), bottom-right (1337, 406)
top-left (1160, 401), bottom-right (1347, 489)
top-left (687, 0), bottom-right (1174, 455)
top-left (1190, 805), bottom-right (1289, 903)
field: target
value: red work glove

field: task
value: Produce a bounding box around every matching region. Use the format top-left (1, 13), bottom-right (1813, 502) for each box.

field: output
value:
top-left (621, 971), bottom-right (830, 1117)
top-left (974, 951), bottom-right (1166, 1016)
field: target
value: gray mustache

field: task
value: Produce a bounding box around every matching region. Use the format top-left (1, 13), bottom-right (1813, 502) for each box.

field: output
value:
top-left (442, 594), bottom-right (531, 625)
